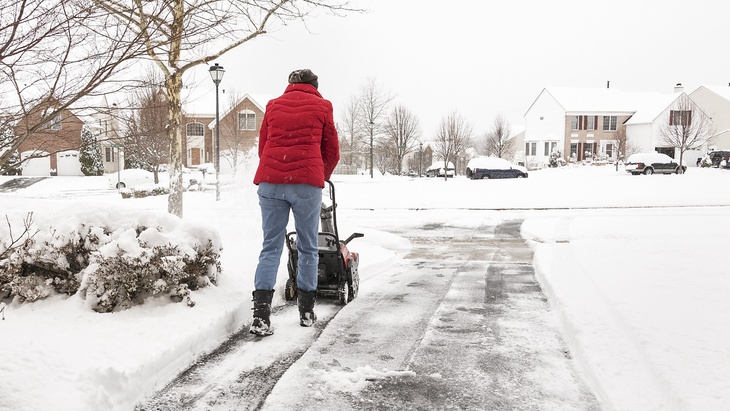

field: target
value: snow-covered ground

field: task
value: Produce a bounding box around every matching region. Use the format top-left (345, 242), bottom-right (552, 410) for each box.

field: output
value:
top-left (1, 164), bottom-right (729, 411)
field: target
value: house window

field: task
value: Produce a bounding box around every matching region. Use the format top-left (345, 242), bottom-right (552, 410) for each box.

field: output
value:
top-left (105, 147), bottom-right (114, 162)
top-left (605, 143), bottom-right (613, 158)
top-left (238, 110), bottom-right (256, 130)
top-left (186, 122), bottom-right (204, 137)
top-left (525, 142), bottom-right (537, 156)
top-left (46, 114), bottom-right (61, 130)
top-left (572, 115), bottom-right (598, 131)
top-left (585, 142), bottom-right (595, 157)
top-left (51, 115), bottom-right (61, 130)
top-left (603, 116), bottom-right (617, 131)
top-left (544, 141), bottom-right (558, 155)
top-left (670, 110), bottom-right (691, 126)
top-left (42, 107), bottom-right (62, 130)
top-left (570, 143), bottom-right (578, 158)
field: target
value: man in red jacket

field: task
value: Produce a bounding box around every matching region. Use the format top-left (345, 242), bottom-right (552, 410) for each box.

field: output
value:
top-left (250, 69), bottom-right (340, 337)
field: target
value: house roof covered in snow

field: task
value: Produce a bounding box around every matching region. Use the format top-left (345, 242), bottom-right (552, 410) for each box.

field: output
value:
top-left (622, 92), bottom-right (686, 125)
top-left (695, 85), bottom-right (730, 102)
top-left (525, 86), bottom-right (687, 126)
top-left (182, 86), bottom-right (273, 119)
top-left (541, 87), bottom-right (673, 115)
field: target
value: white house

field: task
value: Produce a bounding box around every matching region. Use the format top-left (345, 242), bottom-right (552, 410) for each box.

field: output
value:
top-left (689, 85), bottom-right (730, 151)
top-left (623, 84), bottom-right (708, 165)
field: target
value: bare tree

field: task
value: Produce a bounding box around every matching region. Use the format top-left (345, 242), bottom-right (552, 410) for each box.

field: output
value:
top-left (611, 127), bottom-right (639, 171)
top-left (434, 111), bottom-right (473, 181)
top-left (373, 143), bottom-right (391, 175)
top-left (337, 96), bottom-right (361, 169)
top-left (95, 0), bottom-right (361, 217)
top-left (482, 114), bottom-right (515, 159)
top-left (382, 104), bottom-right (421, 175)
top-left (1, 0), bottom-right (147, 166)
top-left (219, 89), bottom-right (257, 175)
top-left (356, 77), bottom-right (394, 178)
top-left (121, 75), bottom-right (169, 183)
top-left (657, 94), bottom-right (714, 172)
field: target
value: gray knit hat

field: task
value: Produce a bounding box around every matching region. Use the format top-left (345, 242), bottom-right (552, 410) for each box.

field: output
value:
top-left (288, 69), bottom-right (318, 89)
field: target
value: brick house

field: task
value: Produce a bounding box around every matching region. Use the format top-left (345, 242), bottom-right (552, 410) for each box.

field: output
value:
top-left (13, 97), bottom-right (121, 176)
top-left (182, 93), bottom-right (268, 172)
top-left (15, 104), bottom-right (84, 175)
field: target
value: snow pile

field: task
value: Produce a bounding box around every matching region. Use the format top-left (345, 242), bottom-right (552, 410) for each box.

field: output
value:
top-left (320, 365), bottom-right (417, 393)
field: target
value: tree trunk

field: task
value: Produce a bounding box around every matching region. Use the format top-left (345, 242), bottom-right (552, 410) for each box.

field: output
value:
top-left (166, 72), bottom-right (184, 218)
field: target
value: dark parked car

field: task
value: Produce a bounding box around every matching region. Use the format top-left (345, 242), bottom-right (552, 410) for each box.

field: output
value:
top-left (425, 161), bottom-right (455, 178)
top-left (466, 157), bottom-right (528, 179)
top-left (624, 153), bottom-right (686, 175)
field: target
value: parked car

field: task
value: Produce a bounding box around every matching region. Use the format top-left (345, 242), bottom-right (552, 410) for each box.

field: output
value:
top-left (107, 169), bottom-right (155, 189)
top-left (624, 152), bottom-right (686, 175)
top-left (700, 150), bottom-right (730, 169)
top-left (425, 161), bottom-right (455, 178)
top-left (466, 157), bottom-right (528, 179)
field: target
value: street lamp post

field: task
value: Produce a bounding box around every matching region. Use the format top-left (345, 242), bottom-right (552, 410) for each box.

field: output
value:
top-left (419, 142), bottom-right (423, 177)
top-left (209, 63), bottom-right (225, 201)
top-left (369, 120), bottom-right (374, 178)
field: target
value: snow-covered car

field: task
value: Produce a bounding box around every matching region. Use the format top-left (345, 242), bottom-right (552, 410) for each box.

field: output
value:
top-left (107, 169), bottom-right (154, 189)
top-left (624, 153), bottom-right (686, 175)
top-left (425, 161), bottom-right (455, 178)
top-left (466, 157), bottom-right (528, 179)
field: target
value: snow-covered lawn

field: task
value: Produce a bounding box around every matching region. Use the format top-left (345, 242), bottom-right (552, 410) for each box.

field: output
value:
top-left (1, 165), bottom-right (729, 410)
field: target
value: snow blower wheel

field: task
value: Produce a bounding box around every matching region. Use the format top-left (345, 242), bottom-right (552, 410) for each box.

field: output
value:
top-left (338, 281), bottom-right (349, 305)
top-left (284, 278), bottom-right (297, 301)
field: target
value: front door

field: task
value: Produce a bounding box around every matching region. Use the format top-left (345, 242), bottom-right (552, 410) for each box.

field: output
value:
top-left (191, 148), bottom-right (201, 166)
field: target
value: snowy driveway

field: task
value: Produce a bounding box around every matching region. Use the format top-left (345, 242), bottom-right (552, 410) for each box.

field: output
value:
top-left (139, 218), bottom-right (598, 410)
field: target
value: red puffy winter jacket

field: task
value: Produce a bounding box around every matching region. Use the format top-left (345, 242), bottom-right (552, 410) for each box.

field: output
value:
top-left (253, 83), bottom-right (340, 188)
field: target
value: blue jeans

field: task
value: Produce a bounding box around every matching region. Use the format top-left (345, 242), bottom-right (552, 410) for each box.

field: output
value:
top-left (254, 183), bottom-right (322, 292)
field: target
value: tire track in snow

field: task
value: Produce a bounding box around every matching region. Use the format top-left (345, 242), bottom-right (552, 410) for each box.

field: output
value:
top-left (135, 304), bottom-right (342, 411)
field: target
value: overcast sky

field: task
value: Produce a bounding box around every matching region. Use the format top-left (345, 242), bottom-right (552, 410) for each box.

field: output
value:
top-left (185, 0), bottom-right (729, 140)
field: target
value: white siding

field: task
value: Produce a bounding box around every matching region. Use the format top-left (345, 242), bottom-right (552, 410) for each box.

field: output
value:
top-left (524, 90), bottom-right (565, 168)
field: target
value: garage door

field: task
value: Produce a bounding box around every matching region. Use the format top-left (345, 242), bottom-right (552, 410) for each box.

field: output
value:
top-left (20, 151), bottom-right (51, 176)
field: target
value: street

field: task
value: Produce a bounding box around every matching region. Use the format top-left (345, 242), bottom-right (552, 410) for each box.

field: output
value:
top-left (138, 217), bottom-right (599, 410)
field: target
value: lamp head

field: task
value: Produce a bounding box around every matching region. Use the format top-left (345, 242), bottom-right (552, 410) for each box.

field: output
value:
top-left (209, 63), bottom-right (225, 83)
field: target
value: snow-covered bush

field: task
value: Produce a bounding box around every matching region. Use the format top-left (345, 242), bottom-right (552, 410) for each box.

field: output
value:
top-left (0, 209), bottom-right (221, 312)
top-left (120, 186), bottom-right (170, 199)
top-left (548, 150), bottom-right (566, 168)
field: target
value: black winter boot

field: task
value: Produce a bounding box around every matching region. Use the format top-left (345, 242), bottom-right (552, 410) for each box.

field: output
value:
top-left (298, 289), bottom-right (317, 327)
top-left (250, 290), bottom-right (274, 336)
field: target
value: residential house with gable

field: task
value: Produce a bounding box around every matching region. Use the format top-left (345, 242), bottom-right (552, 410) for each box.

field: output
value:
top-left (689, 85), bottom-right (730, 151)
top-left (182, 93), bottom-right (269, 173)
top-left (14, 97), bottom-right (121, 176)
top-left (623, 84), bottom-right (707, 164)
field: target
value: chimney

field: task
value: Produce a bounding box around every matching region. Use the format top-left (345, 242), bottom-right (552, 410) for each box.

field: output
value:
top-left (674, 83), bottom-right (684, 93)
